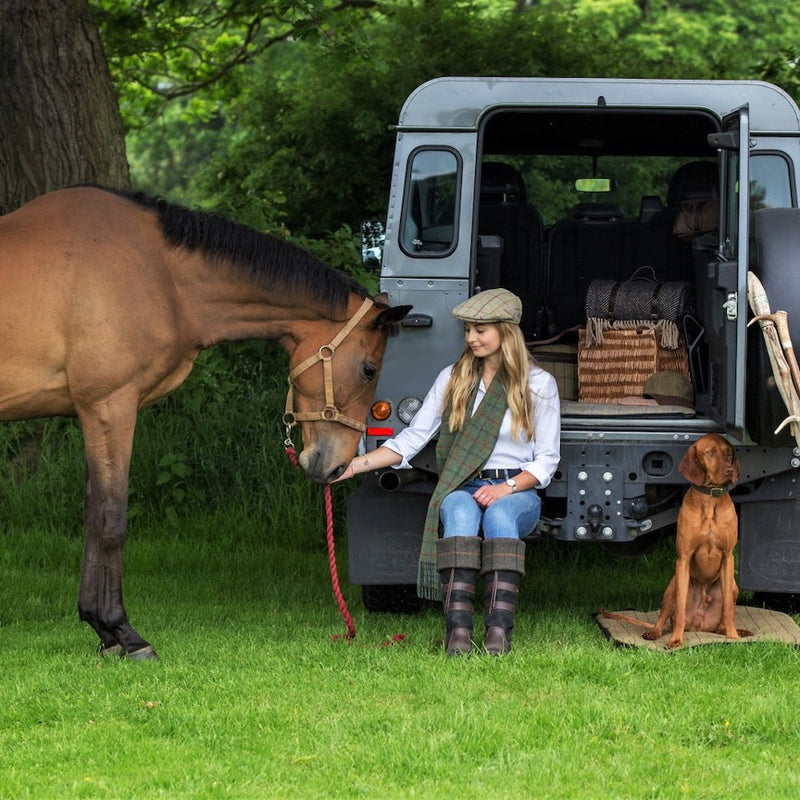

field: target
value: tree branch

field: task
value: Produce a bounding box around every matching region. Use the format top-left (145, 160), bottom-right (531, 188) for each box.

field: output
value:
top-left (128, 1), bottom-right (380, 102)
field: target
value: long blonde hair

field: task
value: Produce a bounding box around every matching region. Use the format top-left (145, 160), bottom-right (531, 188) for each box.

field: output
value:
top-left (442, 322), bottom-right (535, 441)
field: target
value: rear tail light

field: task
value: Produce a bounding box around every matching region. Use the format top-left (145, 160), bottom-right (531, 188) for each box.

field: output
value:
top-left (371, 400), bottom-right (391, 421)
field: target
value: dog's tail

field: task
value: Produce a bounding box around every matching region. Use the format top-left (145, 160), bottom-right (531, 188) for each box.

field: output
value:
top-left (597, 608), bottom-right (655, 630)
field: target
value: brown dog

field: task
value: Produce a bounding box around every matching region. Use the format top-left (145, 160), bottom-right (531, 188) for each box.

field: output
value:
top-left (601, 433), bottom-right (749, 648)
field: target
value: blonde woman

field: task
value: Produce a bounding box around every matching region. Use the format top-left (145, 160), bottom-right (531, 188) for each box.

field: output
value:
top-left (337, 289), bottom-right (561, 656)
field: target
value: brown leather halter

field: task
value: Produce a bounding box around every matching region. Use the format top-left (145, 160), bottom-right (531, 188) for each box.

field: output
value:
top-left (283, 296), bottom-right (374, 447)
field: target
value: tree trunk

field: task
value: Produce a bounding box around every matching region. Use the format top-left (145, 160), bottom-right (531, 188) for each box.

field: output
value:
top-left (0, 0), bottom-right (130, 214)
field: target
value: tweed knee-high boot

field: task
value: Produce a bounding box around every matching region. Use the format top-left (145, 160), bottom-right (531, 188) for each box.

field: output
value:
top-left (436, 536), bottom-right (481, 656)
top-left (481, 538), bottom-right (526, 655)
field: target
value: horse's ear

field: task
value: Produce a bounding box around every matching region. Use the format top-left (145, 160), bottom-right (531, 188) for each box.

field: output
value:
top-left (373, 304), bottom-right (412, 329)
top-left (678, 445), bottom-right (705, 485)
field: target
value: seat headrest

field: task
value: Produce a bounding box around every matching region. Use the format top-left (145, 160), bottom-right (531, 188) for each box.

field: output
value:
top-left (573, 202), bottom-right (623, 221)
top-left (639, 195), bottom-right (663, 223)
top-left (480, 162), bottom-right (527, 205)
top-left (667, 161), bottom-right (718, 207)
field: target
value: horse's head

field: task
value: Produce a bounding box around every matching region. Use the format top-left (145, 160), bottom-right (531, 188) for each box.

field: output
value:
top-left (285, 294), bottom-right (411, 483)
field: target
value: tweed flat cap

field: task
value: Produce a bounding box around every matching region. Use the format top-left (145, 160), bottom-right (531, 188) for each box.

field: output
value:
top-left (643, 371), bottom-right (694, 408)
top-left (451, 288), bottom-right (522, 324)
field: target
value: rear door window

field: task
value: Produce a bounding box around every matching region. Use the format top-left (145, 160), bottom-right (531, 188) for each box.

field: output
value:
top-left (400, 148), bottom-right (460, 256)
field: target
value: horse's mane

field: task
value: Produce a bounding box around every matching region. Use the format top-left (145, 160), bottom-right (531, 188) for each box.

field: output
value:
top-left (112, 188), bottom-right (370, 318)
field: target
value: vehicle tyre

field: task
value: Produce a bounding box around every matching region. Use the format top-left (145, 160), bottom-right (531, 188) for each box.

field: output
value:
top-left (749, 592), bottom-right (800, 614)
top-left (362, 584), bottom-right (423, 614)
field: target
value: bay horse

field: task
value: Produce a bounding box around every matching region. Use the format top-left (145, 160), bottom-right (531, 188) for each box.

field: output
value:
top-left (0, 186), bottom-right (410, 659)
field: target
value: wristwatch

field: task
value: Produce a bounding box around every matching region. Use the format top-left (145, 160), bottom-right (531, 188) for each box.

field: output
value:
top-left (505, 478), bottom-right (517, 493)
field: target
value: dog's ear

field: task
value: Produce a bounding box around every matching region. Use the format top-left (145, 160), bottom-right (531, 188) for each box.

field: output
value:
top-left (728, 444), bottom-right (740, 484)
top-left (678, 444), bottom-right (706, 485)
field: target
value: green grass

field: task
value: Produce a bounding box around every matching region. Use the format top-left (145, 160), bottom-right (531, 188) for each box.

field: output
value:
top-left (2, 507), bottom-right (800, 799)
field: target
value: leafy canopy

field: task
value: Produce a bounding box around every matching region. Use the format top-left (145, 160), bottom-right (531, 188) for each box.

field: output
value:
top-left (94, 0), bottom-right (800, 236)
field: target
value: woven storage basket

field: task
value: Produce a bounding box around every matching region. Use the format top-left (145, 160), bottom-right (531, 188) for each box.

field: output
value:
top-left (528, 342), bottom-right (578, 401)
top-left (578, 327), bottom-right (690, 403)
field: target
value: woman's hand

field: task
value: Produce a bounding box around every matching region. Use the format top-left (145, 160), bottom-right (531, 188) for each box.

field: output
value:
top-left (331, 461), bottom-right (357, 483)
top-left (331, 456), bottom-right (368, 484)
top-left (472, 482), bottom-right (512, 508)
top-left (330, 447), bottom-right (403, 484)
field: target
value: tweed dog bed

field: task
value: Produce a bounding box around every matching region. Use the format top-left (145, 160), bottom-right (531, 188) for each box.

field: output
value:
top-left (596, 606), bottom-right (800, 650)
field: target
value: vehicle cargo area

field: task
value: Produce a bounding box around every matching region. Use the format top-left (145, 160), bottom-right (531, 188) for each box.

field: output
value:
top-left (472, 107), bottom-right (738, 427)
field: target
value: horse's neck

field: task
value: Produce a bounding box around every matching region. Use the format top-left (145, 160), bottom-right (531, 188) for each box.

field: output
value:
top-left (176, 258), bottom-right (352, 349)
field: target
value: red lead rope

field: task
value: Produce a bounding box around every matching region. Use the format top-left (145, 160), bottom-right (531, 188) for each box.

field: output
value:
top-left (323, 480), bottom-right (357, 641)
top-left (285, 445), bottom-right (356, 640)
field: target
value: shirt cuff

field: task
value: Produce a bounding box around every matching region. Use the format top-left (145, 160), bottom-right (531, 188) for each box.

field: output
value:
top-left (522, 464), bottom-right (551, 489)
top-left (382, 441), bottom-right (414, 470)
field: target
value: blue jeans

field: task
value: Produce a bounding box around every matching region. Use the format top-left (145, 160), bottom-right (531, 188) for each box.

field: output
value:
top-left (439, 478), bottom-right (542, 540)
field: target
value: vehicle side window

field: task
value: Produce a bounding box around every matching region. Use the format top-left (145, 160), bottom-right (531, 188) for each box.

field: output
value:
top-left (400, 148), bottom-right (460, 256)
top-left (749, 153), bottom-right (794, 210)
top-left (721, 148), bottom-right (740, 259)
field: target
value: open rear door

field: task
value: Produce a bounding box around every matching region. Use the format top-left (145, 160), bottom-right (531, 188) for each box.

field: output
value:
top-left (704, 105), bottom-right (750, 439)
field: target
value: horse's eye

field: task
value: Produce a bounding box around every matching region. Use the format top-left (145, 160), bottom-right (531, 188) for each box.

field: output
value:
top-left (363, 363), bottom-right (377, 381)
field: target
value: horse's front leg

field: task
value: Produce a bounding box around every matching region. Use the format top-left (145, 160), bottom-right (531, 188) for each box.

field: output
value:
top-left (76, 401), bottom-right (157, 660)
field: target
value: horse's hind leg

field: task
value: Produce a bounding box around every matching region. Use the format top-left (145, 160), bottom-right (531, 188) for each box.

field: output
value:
top-left (76, 399), bottom-right (156, 659)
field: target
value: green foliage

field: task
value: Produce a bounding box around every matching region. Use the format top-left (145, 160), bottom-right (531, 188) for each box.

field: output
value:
top-left (94, 0), bottom-right (380, 131)
top-left (154, 452), bottom-right (193, 524)
top-left (292, 224), bottom-right (379, 293)
top-left (128, 343), bottom-right (296, 524)
top-left (0, 419), bottom-right (85, 533)
top-left (758, 49), bottom-right (800, 102)
top-left (107, 0), bottom-right (800, 234)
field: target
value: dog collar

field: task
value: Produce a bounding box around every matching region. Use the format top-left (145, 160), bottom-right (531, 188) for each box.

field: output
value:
top-left (690, 483), bottom-right (732, 497)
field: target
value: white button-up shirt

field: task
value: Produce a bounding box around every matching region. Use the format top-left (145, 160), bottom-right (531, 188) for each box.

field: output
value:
top-left (383, 363), bottom-right (561, 488)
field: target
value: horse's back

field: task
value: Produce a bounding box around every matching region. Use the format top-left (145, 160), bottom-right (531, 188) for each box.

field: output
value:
top-left (1, 185), bottom-right (147, 240)
top-left (0, 186), bottom-right (156, 272)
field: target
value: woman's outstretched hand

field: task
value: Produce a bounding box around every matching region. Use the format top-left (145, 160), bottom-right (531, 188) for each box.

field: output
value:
top-left (331, 460), bottom-right (358, 483)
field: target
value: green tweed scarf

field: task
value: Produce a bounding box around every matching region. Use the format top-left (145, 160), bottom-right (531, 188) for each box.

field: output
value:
top-left (417, 375), bottom-right (508, 600)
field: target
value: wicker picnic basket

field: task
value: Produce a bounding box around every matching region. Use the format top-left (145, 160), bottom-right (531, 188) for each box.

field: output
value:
top-left (528, 342), bottom-right (578, 401)
top-left (578, 327), bottom-right (690, 403)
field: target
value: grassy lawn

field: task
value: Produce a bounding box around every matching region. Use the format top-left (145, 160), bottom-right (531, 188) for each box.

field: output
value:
top-left (1, 507), bottom-right (799, 799)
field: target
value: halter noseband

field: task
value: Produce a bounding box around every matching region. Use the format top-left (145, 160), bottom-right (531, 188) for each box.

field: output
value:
top-left (283, 297), bottom-right (374, 446)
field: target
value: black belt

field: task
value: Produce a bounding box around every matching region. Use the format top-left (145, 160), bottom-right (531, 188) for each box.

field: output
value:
top-left (477, 469), bottom-right (522, 480)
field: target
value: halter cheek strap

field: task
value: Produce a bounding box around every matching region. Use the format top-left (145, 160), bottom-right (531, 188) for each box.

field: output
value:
top-left (283, 297), bottom-right (374, 440)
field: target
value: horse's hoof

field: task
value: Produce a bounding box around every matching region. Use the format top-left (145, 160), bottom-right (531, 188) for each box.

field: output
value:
top-left (126, 644), bottom-right (159, 661)
top-left (99, 643), bottom-right (123, 658)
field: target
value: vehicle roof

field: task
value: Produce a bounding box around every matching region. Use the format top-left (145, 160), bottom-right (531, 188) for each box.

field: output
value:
top-left (397, 77), bottom-right (800, 133)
